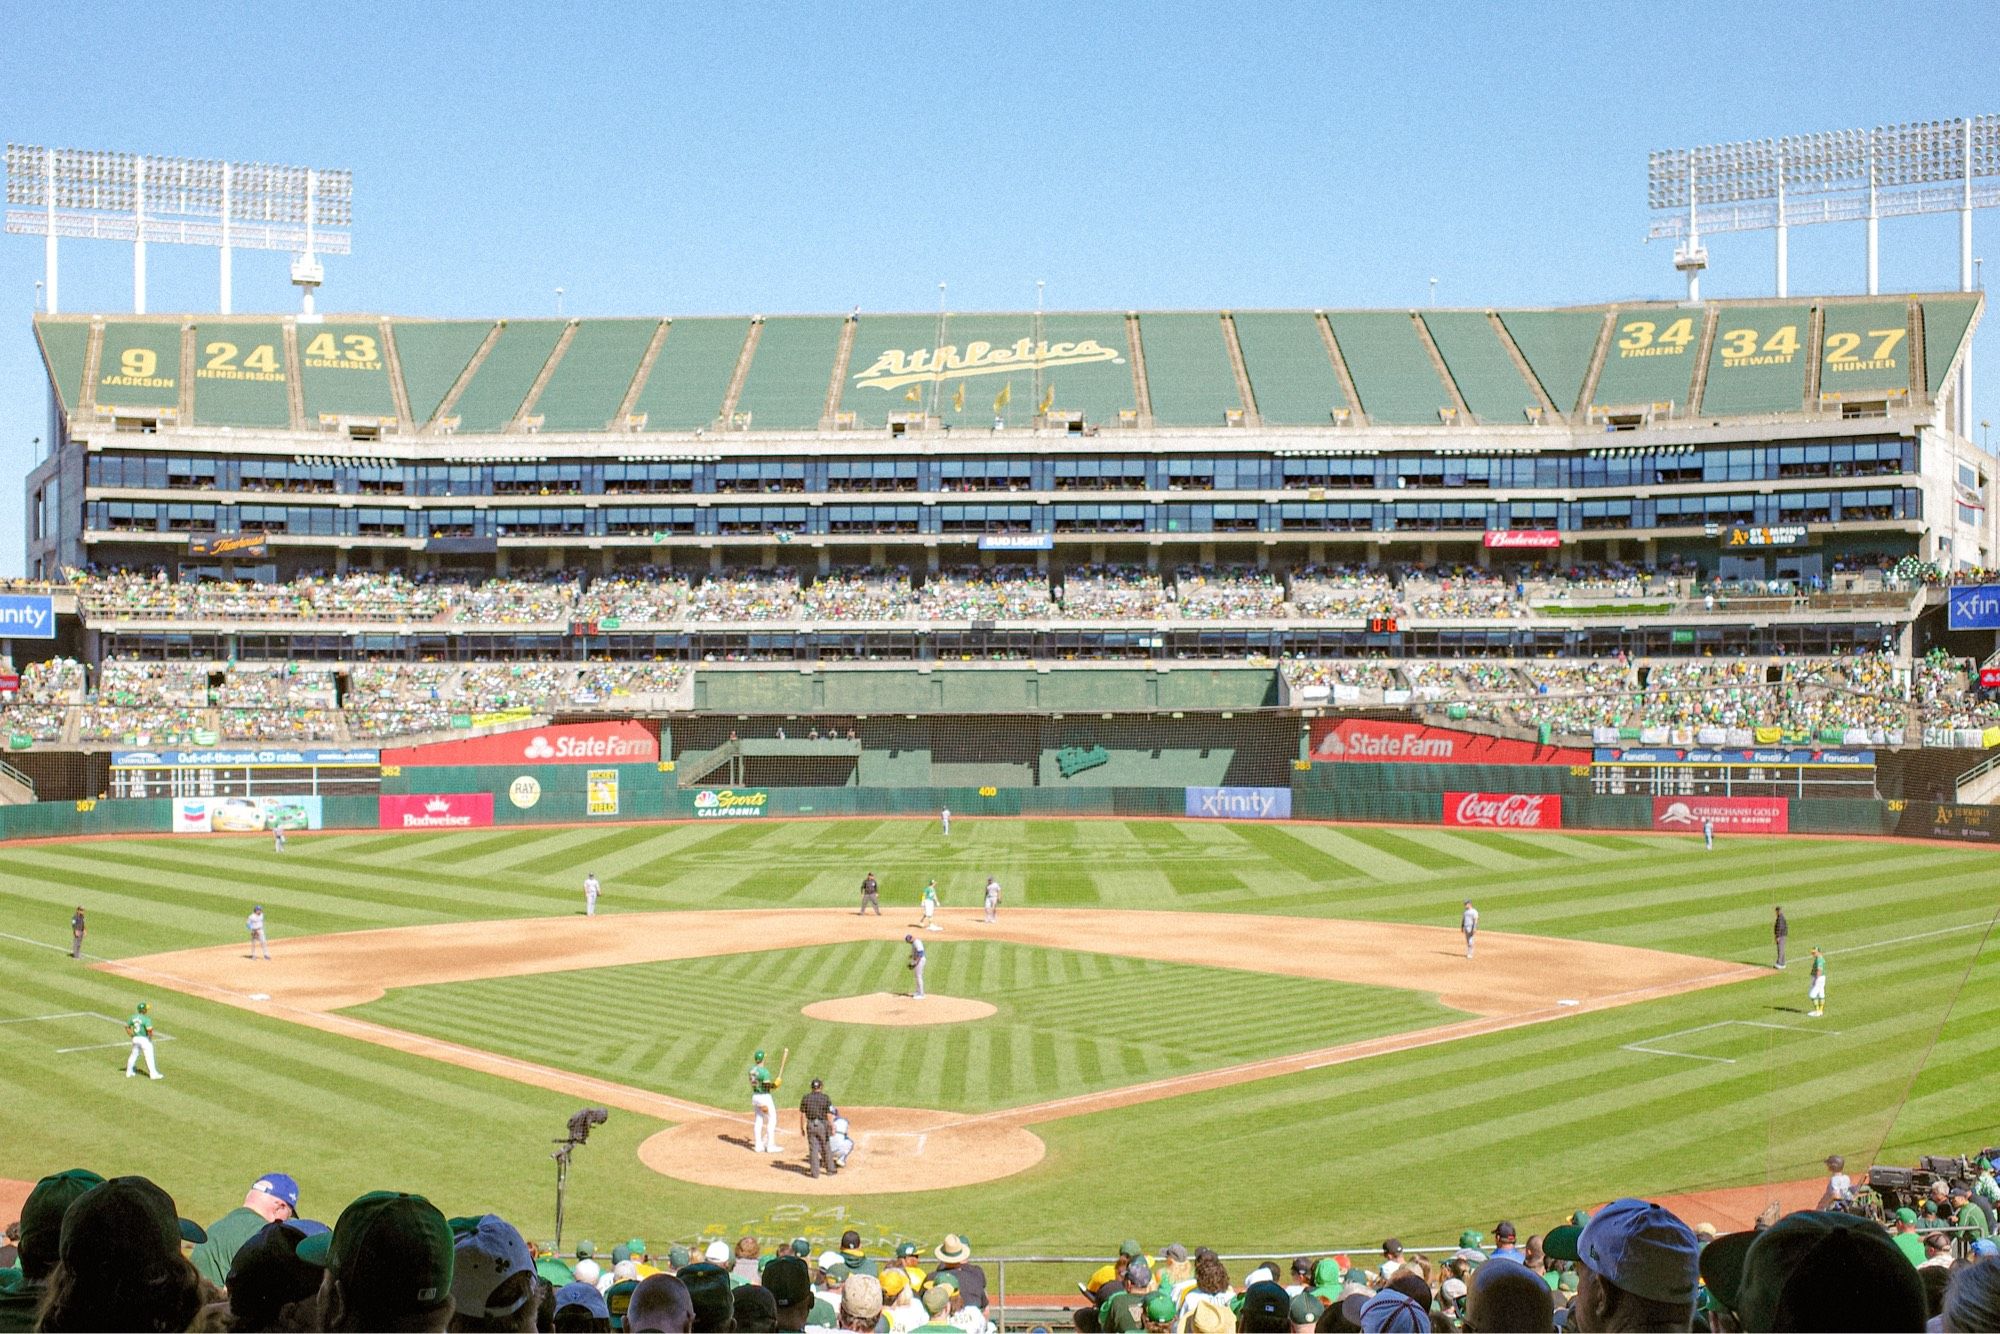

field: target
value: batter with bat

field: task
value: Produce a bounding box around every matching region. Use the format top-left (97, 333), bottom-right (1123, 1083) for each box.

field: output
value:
top-left (749, 1047), bottom-right (787, 1154)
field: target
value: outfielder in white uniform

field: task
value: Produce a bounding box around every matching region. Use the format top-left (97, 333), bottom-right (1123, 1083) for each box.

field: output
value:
top-left (1461, 901), bottom-right (1479, 959)
top-left (584, 873), bottom-right (600, 917)
top-left (246, 906), bottom-right (271, 960)
top-left (749, 1050), bottom-right (781, 1153)
top-left (125, 1002), bottom-right (162, 1079)
top-left (940, 807), bottom-right (951, 837)
top-left (983, 876), bottom-right (1001, 924)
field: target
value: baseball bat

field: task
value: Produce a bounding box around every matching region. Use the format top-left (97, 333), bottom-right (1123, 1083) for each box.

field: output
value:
top-left (777, 1047), bottom-right (790, 1083)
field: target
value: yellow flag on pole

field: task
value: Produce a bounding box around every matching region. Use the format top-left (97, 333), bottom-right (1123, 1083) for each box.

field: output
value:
top-left (1038, 383), bottom-right (1055, 414)
top-left (904, 384), bottom-right (923, 403)
top-left (952, 382), bottom-right (965, 413)
top-left (993, 382), bottom-right (1012, 413)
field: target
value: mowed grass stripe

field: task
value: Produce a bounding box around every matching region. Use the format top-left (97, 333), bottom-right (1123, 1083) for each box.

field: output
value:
top-left (342, 940), bottom-right (1466, 1112)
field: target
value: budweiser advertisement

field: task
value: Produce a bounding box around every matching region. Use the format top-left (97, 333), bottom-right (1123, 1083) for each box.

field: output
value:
top-left (1482, 529), bottom-right (1562, 549)
top-left (1309, 718), bottom-right (1591, 766)
top-left (383, 721), bottom-right (657, 768)
top-left (379, 793), bottom-right (495, 830)
top-left (1651, 796), bottom-right (1789, 834)
top-left (1444, 791), bottom-right (1562, 829)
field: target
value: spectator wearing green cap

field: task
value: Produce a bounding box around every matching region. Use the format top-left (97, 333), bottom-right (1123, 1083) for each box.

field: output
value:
top-left (1890, 1208), bottom-right (1927, 1266)
top-left (35, 1175), bottom-right (207, 1334)
top-left (298, 1190), bottom-right (455, 1333)
top-left (912, 1281), bottom-right (959, 1333)
top-left (0, 1170), bottom-right (104, 1333)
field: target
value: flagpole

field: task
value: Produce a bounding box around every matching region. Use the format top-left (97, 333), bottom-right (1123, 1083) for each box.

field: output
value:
top-left (930, 281), bottom-right (948, 422)
top-left (1032, 279), bottom-right (1044, 432)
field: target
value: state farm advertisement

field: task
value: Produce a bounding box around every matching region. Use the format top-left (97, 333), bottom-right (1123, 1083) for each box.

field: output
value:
top-left (382, 721), bottom-right (657, 768)
top-left (379, 793), bottom-right (496, 830)
top-left (1651, 796), bottom-right (1789, 834)
top-left (1309, 718), bottom-right (1590, 766)
top-left (1444, 791), bottom-right (1562, 829)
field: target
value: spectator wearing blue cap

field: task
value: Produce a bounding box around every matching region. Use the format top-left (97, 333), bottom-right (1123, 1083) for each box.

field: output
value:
top-left (554, 1279), bottom-right (611, 1332)
top-left (1543, 1197), bottom-right (1699, 1332)
top-left (189, 1172), bottom-right (300, 1286)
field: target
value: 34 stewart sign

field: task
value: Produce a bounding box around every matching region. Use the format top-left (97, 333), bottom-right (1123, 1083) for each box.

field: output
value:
top-left (1310, 718), bottom-right (1590, 766)
top-left (1444, 792), bottom-right (1562, 829)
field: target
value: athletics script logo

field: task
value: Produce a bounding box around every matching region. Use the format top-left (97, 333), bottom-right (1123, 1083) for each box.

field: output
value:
top-left (851, 338), bottom-right (1124, 392)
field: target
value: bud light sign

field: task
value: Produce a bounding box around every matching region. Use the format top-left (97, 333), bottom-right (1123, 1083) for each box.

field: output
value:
top-left (1185, 786), bottom-right (1292, 820)
top-left (1444, 791), bottom-right (1562, 829)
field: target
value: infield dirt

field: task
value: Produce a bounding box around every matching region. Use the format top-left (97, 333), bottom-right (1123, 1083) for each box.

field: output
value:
top-left (105, 908), bottom-right (1762, 1195)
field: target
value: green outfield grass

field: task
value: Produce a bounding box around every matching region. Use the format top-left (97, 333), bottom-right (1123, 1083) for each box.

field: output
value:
top-left (346, 941), bottom-right (1466, 1111)
top-left (1, 818), bottom-right (1995, 1255)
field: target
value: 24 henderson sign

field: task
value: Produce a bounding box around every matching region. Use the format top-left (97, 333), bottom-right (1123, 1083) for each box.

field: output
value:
top-left (1444, 792), bottom-right (1562, 829)
top-left (1652, 796), bottom-right (1789, 834)
top-left (379, 793), bottom-right (495, 830)
top-left (1309, 718), bottom-right (1591, 766)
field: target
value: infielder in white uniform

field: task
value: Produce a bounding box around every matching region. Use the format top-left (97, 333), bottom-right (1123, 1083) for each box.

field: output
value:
top-left (246, 905), bottom-right (271, 960)
top-left (125, 1001), bottom-right (163, 1079)
top-left (919, 879), bottom-right (939, 931)
top-left (584, 873), bottom-right (600, 917)
top-left (983, 875), bottom-right (1001, 924)
top-left (1461, 900), bottom-right (1479, 958)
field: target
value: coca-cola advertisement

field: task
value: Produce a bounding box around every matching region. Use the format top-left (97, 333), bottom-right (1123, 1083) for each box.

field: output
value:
top-left (1444, 791), bottom-right (1563, 829)
top-left (1309, 718), bottom-right (1591, 766)
top-left (1482, 530), bottom-right (1562, 549)
top-left (1651, 796), bottom-right (1789, 834)
top-left (379, 793), bottom-right (496, 830)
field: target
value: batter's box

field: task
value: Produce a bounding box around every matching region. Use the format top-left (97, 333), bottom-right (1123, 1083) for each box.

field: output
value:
top-left (0, 1011), bottom-right (178, 1055)
top-left (857, 1132), bottom-right (929, 1158)
top-left (1622, 1019), bottom-right (1840, 1066)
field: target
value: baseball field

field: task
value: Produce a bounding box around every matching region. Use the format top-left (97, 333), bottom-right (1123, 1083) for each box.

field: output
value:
top-left (2, 817), bottom-right (1995, 1257)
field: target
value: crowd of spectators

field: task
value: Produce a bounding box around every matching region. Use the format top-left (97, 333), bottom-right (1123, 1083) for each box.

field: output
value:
top-left (1, 1159), bottom-right (1996, 1333)
top-left (1172, 568), bottom-right (1286, 620)
top-left (915, 568), bottom-right (1052, 620)
top-left (687, 571), bottom-right (804, 622)
top-left (1056, 566), bottom-right (1169, 618)
top-left (1287, 566), bottom-right (1398, 619)
top-left (801, 572), bottom-right (916, 621)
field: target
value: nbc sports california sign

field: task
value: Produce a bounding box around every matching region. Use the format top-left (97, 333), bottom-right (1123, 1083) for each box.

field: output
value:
top-left (851, 338), bottom-right (1124, 393)
top-left (693, 789), bottom-right (768, 819)
top-left (1309, 718), bottom-right (1590, 766)
top-left (382, 721), bottom-right (657, 768)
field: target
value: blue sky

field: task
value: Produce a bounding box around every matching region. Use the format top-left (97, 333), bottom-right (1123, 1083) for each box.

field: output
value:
top-left (1, 1), bottom-right (1995, 570)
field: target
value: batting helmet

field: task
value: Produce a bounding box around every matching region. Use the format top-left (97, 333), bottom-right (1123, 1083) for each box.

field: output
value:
top-left (136, 1001), bottom-right (148, 1012)
top-left (754, 1050), bottom-right (765, 1062)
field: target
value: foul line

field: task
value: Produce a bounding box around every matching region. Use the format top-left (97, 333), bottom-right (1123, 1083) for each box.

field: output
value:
top-left (1622, 1018), bottom-right (1843, 1064)
top-left (1826, 921), bottom-right (1995, 957)
top-left (0, 931), bottom-right (102, 961)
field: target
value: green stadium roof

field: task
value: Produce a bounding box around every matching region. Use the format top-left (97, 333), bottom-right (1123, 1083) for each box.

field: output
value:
top-left (36, 293), bottom-right (1981, 435)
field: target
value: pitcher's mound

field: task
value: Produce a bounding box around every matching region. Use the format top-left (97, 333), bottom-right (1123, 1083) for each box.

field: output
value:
top-left (802, 993), bottom-right (996, 1025)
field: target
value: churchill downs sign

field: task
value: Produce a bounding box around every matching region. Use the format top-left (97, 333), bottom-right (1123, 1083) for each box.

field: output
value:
top-left (852, 338), bottom-right (1125, 392)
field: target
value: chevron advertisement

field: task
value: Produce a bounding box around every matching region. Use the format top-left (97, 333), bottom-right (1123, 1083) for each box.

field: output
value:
top-left (381, 721), bottom-right (657, 767)
top-left (1308, 718), bottom-right (1590, 765)
top-left (379, 793), bottom-right (496, 829)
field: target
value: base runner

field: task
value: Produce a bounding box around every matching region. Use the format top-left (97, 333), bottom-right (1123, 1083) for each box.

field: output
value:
top-left (749, 1049), bottom-right (782, 1153)
top-left (1807, 947), bottom-right (1827, 1017)
top-left (125, 1001), bottom-right (163, 1080)
top-left (920, 879), bottom-right (940, 931)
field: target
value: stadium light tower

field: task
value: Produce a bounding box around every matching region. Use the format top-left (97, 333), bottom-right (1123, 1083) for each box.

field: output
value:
top-left (1649, 115), bottom-right (2000, 436)
top-left (4, 144), bottom-right (352, 315)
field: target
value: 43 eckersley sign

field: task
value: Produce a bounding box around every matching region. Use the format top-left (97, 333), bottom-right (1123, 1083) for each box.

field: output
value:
top-left (1310, 718), bottom-right (1590, 766)
top-left (1444, 791), bottom-right (1562, 829)
top-left (382, 721), bottom-right (657, 768)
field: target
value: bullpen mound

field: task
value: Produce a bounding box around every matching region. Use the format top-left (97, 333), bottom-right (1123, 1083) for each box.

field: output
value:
top-left (801, 992), bottom-right (996, 1025)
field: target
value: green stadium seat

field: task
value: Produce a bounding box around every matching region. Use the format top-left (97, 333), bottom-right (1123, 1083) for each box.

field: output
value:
top-left (1498, 309), bottom-right (1604, 416)
top-left (734, 316), bottom-right (845, 430)
top-left (1421, 312), bottom-right (1542, 424)
top-left (1324, 312), bottom-right (1455, 425)
top-left (1699, 305), bottom-right (1810, 415)
top-left (391, 321), bottom-right (497, 427)
top-left (300, 322), bottom-right (396, 423)
top-left (840, 316), bottom-right (946, 427)
top-left (34, 318), bottom-right (89, 415)
top-left (630, 318), bottom-right (751, 431)
top-left (1592, 306), bottom-right (1701, 411)
top-left (1231, 312), bottom-right (1348, 425)
top-left (1921, 297), bottom-right (1980, 396)
top-left (533, 319), bottom-right (658, 431)
top-left (452, 320), bottom-right (567, 432)
top-left (95, 321), bottom-right (184, 415)
top-left (1138, 314), bottom-right (1241, 426)
top-left (1817, 300), bottom-right (1914, 398)
top-left (192, 322), bottom-right (293, 428)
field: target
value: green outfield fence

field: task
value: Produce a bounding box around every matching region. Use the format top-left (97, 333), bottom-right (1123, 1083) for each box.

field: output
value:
top-left (0, 780), bottom-right (1958, 843)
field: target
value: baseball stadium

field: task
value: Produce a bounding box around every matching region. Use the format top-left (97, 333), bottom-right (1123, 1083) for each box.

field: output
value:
top-left (5, 83), bottom-right (2000, 1334)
